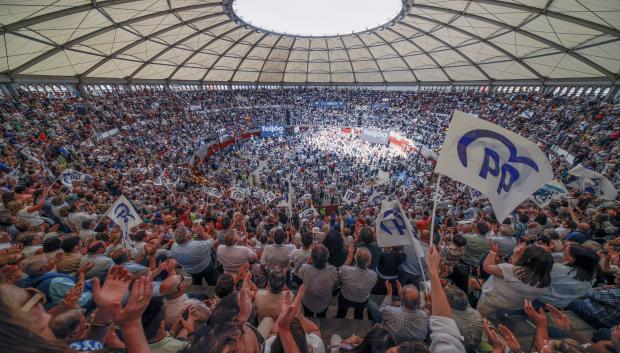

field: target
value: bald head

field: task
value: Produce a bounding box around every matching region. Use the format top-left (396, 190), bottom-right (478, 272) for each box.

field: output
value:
top-left (401, 285), bottom-right (420, 310)
top-left (355, 247), bottom-right (372, 269)
top-left (21, 254), bottom-right (54, 276)
top-left (578, 222), bottom-right (590, 232)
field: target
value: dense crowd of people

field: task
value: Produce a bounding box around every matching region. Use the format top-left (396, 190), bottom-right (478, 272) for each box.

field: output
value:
top-left (0, 86), bottom-right (619, 353)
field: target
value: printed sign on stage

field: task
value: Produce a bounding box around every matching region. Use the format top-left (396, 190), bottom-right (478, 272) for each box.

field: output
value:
top-left (361, 128), bottom-right (389, 145)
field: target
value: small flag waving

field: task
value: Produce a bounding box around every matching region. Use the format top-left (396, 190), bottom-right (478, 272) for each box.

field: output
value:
top-left (299, 207), bottom-right (318, 220)
top-left (567, 165), bottom-right (618, 200)
top-left (435, 111), bottom-right (553, 222)
top-left (530, 180), bottom-right (568, 208)
top-left (105, 195), bottom-right (143, 249)
top-left (205, 187), bottom-right (221, 198)
top-left (376, 199), bottom-right (425, 257)
top-left (343, 189), bottom-right (360, 204)
top-left (368, 191), bottom-right (386, 206)
top-left (230, 188), bottom-right (246, 201)
top-left (60, 169), bottom-right (91, 190)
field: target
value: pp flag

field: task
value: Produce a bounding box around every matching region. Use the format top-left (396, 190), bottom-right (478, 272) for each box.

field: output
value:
top-left (299, 207), bottom-right (318, 220)
top-left (567, 165), bottom-right (618, 200)
top-left (376, 199), bottom-right (425, 257)
top-left (154, 171), bottom-right (172, 187)
top-left (468, 187), bottom-right (486, 201)
top-left (265, 191), bottom-right (278, 203)
top-left (530, 180), bottom-right (568, 208)
top-left (368, 191), bottom-right (386, 206)
top-left (343, 190), bottom-right (360, 204)
top-left (205, 187), bottom-right (221, 198)
top-left (230, 188), bottom-right (246, 201)
top-left (60, 169), bottom-right (90, 190)
top-left (104, 195), bottom-right (143, 249)
top-left (435, 111), bottom-right (553, 222)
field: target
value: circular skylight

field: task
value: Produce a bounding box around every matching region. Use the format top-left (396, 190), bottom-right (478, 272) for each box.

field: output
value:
top-left (232, 0), bottom-right (404, 37)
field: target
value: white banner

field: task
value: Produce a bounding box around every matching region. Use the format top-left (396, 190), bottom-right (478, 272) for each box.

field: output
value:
top-left (567, 165), bottom-right (618, 201)
top-left (104, 195), bottom-right (143, 249)
top-left (530, 180), bottom-right (568, 208)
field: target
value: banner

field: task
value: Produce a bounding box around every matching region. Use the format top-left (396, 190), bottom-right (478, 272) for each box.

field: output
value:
top-left (205, 187), bottom-right (221, 198)
top-left (260, 125), bottom-right (285, 138)
top-left (230, 188), bottom-right (246, 201)
top-left (530, 180), bottom-right (568, 208)
top-left (314, 101), bottom-right (345, 108)
top-left (435, 111), bottom-right (553, 222)
top-left (376, 199), bottom-right (425, 257)
top-left (104, 195), bottom-right (142, 249)
top-left (361, 128), bottom-right (389, 145)
top-left (567, 165), bottom-right (617, 200)
top-left (368, 191), bottom-right (386, 206)
top-left (299, 207), bottom-right (318, 219)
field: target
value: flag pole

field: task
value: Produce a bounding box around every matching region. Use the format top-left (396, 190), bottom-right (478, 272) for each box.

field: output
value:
top-left (428, 174), bottom-right (443, 245)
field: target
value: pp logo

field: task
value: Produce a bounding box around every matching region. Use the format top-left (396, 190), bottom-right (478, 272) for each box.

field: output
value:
top-left (458, 129), bottom-right (540, 195)
top-left (114, 203), bottom-right (135, 224)
top-left (380, 209), bottom-right (407, 236)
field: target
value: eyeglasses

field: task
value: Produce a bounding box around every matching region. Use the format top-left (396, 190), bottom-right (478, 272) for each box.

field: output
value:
top-left (20, 287), bottom-right (46, 312)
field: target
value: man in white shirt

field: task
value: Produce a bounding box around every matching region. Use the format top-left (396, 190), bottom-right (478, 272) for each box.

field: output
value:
top-left (216, 231), bottom-right (257, 275)
top-left (260, 228), bottom-right (295, 271)
top-left (159, 275), bottom-right (210, 329)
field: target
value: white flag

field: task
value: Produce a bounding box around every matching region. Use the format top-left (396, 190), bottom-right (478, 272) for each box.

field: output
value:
top-left (468, 187), bottom-right (486, 201)
top-left (343, 189), bottom-right (360, 204)
top-left (435, 111), bottom-right (553, 222)
top-left (567, 165), bottom-right (617, 200)
top-left (205, 187), bottom-right (221, 198)
top-left (368, 191), bottom-right (386, 206)
top-left (376, 199), bottom-right (425, 257)
top-left (230, 188), bottom-right (246, 201)
top-left (60, 169), bottom-right (90, 189)
top-left (153, 171), bottom-right (172, 187)
top-left (265, 191), bottom-right (278, 203)
top-left (104, 195), bottom-right (143, 249)
top-left (530, 180), bottom-right (568, 208)
top-left (299, 207), bottom-right (318, 220)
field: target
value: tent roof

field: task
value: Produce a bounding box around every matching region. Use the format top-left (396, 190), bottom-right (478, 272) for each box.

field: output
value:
top-left (1, 0), bottom-right (618, 83)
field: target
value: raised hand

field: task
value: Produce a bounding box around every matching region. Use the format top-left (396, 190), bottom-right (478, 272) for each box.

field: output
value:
top-left (545, 304), bottom-right (572, 331)
top-left (523, 299), bottom-right (547, 327)
top-left (63, 281), bottom-right (85, 309)
top-left (498, 324), bottom-right (523, 353)
top-left (78, 260), bottom-right (95, 278)
top-left (483, 319), bottom-right (506, 352)
top-left (115, 274), bottom-right (153, 327)
top-left (92, 266), bottom-right (132, 313)
top-left (425, 245), bottom-right (442, 276)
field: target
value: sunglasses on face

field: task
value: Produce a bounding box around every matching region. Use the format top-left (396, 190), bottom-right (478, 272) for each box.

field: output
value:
top-left (20, 287), bottom-right (46, 312)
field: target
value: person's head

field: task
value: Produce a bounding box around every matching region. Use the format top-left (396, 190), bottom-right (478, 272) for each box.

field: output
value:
top-left (87, 240), bottom-right (106, 255)
top-left (221, 216), bottom-right (232, 230)
top-left (355, 247), bottom-right (372, 270)
top-left (300, 231), bottom-right (313, 249)
top-left (358, 226), bottom-right (374, 244)
top-left (444, 284), bottom-right (469, 311)
top-left (186, 320), bottom-right (263, 353)
top-left (563, 244), bottom-right (598, 282)
top-left (310, 244), bottom-right (329, 270)
top-left (60, 236), bottom-right (80, 253)
top-left (514, 245), bottom-right (553, 288)
top-left (214, 274), bottom-right (235, 299)
top-left (110, 248), bottom-right (131, 265)
top-left (518, 213), bottom-right (530, 224)
top-left (267, 270), bottom-right (286, 294)
top-left (273, 229), bottom-right (285, 245)
top-left (267, 317), bottom-right (306, 353)
top-left (539, 338), bottom-right (587, 353)
top-left (48, 309), bottom-right (87, 341)
top-left (224, 231), bottom-right (238, 247)
top-left (21, 255), bottom-right (55, 276)
top-left (348, 327), bottom-right (395, 353)
top-left (451, 233), bottom-right (467, 247)
top-left (42, 237), bottom-right (61, 254)
top-left (175, 227), bottom-right (191, 244)
top-left (134, 230), bottom-right (147, 242)
top-left (400, 284), bottom-right (420, 310)
top-left (0, 284), bottom-right (54, 340)
top-left (476, 222), bottom-right (489, 236)
top-left (159, 274), bottom-right (185, 299)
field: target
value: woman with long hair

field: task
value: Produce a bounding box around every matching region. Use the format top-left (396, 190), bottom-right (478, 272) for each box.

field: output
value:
top-left (537, 244), bottom-right (598, 308)
top-left (477, 243), bottom-right (553, 317)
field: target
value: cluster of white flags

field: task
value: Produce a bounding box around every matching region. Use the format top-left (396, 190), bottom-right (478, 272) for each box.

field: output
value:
top-left (435, 111), bottom-right (554, 222)
top-left (228, 186), bottom-right (280, 204)
top-left (567, 165), bottom-right (618, 200)
top-left (104, 195), bottom-right (143, 249)
top-left (153, 170), bottom-right (173, 187)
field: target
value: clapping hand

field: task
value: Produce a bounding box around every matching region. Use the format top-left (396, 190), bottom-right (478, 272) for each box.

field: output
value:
top-left (524, 299), bottom-right (547, 327)
top-left (115, 274), bottom-right (153, 327)
top-left (92, 266), bottom-right (132, 321)
top-left (546, 304), bottom-right (572, 331)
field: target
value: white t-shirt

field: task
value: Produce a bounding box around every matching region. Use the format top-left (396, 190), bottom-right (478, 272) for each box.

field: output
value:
top-left (216, 245), bottom-right (256, 274)
top-left (260, 243), bottom-right (296, 271)
top-left (477, 263), bottom-right (548, 317)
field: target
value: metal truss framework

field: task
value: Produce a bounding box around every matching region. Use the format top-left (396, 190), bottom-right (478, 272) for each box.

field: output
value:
top-left (0, 0), bottom-right (618, 84)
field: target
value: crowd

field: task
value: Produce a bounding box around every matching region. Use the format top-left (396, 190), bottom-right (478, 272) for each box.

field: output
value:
top-left (0, 86), bottom-right (618, 353)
